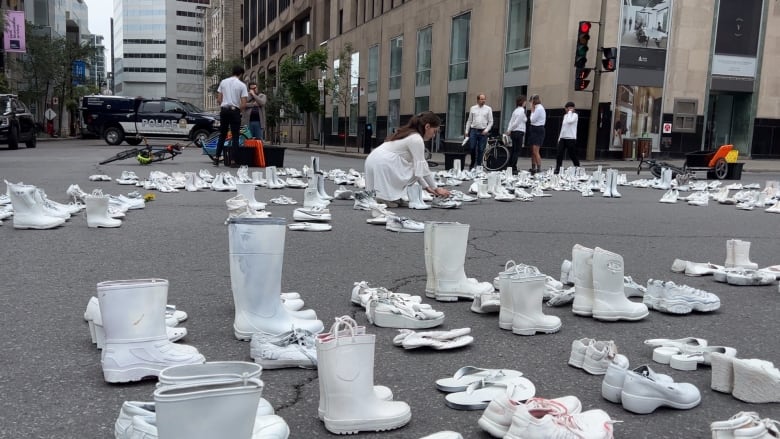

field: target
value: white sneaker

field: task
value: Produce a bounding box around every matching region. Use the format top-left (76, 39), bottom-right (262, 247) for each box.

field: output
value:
top-left (623, 276), bottom-right (646, 297)
top-left (432, 196), bottom-right (462, 208)
top-left (659, 189), bottom-right (679, 203)
top-left (250, 329), bottom-right (317, 369)
top-left (292, 206), bottom-right (332, 222)
top-left (504, 409), bottom-right (615, 439)
top-left (620, 365), bottom-right (701, 414)
top-left (478, 395), bottom-right (582, 438)
top-left (643, 280), bottom-right (721, 314)
top-left (385, 215), bottom-right (424, 233)
top-left (582, 340), bottom-right (619, 375)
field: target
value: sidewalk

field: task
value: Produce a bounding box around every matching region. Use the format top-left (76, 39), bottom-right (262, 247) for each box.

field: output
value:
top-left (280, 141), bottom-right (780, 174)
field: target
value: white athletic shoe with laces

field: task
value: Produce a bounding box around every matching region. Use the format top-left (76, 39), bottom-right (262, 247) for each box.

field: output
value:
top-left (250, 329), bottom-right (317, 369)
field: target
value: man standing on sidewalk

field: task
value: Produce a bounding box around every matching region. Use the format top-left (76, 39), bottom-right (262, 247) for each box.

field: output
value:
top-left (214, 65), bottom-right (248, 166)
top-left (464, 93), bottom-right (493, 169)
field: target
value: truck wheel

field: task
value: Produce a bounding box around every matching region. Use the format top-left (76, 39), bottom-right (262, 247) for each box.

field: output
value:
top-left (104, 126), bottom-right (125, 145)
top-left (8, 125), bottom-right (18, 149)
top-left (192, 129), bottom-right (210, 146)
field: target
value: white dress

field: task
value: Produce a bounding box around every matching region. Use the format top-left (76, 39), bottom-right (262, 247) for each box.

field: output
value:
top-left (364, 133), bottom-right (436, 201)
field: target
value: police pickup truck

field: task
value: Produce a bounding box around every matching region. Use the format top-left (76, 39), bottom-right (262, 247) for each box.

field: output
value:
top-left (80, 95), bottom-right (219, 146)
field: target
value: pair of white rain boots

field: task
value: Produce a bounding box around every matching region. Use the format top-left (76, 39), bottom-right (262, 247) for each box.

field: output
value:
top-left (601, 169), bottom-right (622, 198)
top-left (571, 244), bottom-right (649, 321)
top-left (424, 222), bottom-right (494, 302)
top-left (5, 180), bottom-right (75, 229)
top-left (497, 261), bottom-right (562, 335)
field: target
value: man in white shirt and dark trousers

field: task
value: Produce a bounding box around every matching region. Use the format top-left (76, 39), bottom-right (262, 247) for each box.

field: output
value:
top-left (464, 94), bottom-right (493, 169)
top-left (555, 101), bottom-right (580, 174)
top-left (214, 65), bottom-right (248, 167)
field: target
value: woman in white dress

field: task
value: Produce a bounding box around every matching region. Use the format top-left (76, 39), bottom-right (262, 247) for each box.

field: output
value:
top-left (365, 111), bottom-right (450, 207)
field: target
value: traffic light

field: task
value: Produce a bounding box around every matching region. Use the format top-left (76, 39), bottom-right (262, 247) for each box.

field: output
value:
top-left (574, 68), bottom-right (592, 91)
top-left (602, 47), bottom-right (617, 72)
top-left (574, 21), bottom-right (591, 68)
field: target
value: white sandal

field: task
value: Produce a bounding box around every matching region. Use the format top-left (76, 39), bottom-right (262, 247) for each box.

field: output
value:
top-left (393, 328), bottom-right (473, 350)
top-left (444, 377), bottom-right (535, 410)
top-left (365, 296), bottom-right (444, 329)
top-left (435, 366), bottom-right (524, 393)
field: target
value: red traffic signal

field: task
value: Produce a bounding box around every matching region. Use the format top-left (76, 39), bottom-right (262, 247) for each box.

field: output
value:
top-left (579, 21), bottom-right (591, 33)
top-left (574, 21), bottom-right (592, 68)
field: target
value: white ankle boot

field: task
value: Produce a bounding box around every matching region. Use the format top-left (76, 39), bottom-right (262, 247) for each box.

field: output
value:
top-left (316, 174), bottom-right (333, 200)
top-left (591, 247), bottom-right (649, 321)
top-left (407, 182), bottom-right (430, 209)
top-left (477, 181), bottom-right (491, 199)
top-left (86, 195), bottom-right (122, 228)
top-left (429, 222), bottom-right (494, 301)
top-left (228, 218), bottom-right (323, 339)
top-left (610, 169), bottom-right (621, 197)
top-left (316, 317), bottom-right (411, 434)
top-left (498, 261), bottom-right (522, 330)
top-left (602, 170), bottom-right (613, 197)
top-left (572, 244), bottom-right (595, 316)
top-left (265, 166), bottom-right (286, 189)
top-left (726, 239), bottom-right (759, 269)
top-left (98, 279), bottom-right (205, 383)
top-left (303, 186), bottom-right (329, 208)
top-left (235, 182), bottom-right (266, 211)
top-left (154, 376), bottom-right (265, 439)
top-left (507, 266), bottom-right (562, 335)
top-left (6, 181), bottom-right (67, 229)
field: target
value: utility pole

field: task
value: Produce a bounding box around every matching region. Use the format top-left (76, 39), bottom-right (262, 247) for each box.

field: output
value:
top-left (586, 0), bottom-right (607, 161)
top-left (110, 18), bottom-right (115, 94)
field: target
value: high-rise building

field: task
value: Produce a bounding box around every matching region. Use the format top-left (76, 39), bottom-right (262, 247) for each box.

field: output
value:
top-left (113, 0), bottom-right (208, 106)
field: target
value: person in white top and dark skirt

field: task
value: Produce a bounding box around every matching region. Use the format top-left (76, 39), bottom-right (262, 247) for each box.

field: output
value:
top-left (555, 101), bottom-right (581, 174)
top-left (527, 94), bottom-right (546, 174)
top-left (504, 95), bottom-right (527, 173)
top-left (464, 94), bottom-right (493, 169)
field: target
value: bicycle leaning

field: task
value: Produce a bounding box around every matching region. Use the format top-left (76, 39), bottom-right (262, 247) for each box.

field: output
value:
top-left (481, 136), bottom-right (511, 172)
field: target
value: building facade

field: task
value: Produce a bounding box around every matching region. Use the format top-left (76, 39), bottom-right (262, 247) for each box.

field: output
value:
top-left (113, 0), bottom-right (209, 106)
top-left (244, 0), bottom-right (780, 159)
top-left (201, 0), bottom-right (244, 111)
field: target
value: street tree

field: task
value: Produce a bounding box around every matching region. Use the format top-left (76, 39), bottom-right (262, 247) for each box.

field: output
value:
top-left (330, 43), bottom-right (356, 150)
top-left (279, 48), bottom-right (329, 147)
top-left (205, 57), bottom-right (244, 94)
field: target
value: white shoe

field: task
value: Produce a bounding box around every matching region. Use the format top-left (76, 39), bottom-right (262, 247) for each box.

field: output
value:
top-left (292, 206), bottom-right (332, 222)
top-left (659, 189), bottom-right (678, 203)
top-left (620, 365), bottom-right (701, 414)
top-left (385, 215), bottom-right (424, 233)
top-left (643, 280), bottom-right (721, 314)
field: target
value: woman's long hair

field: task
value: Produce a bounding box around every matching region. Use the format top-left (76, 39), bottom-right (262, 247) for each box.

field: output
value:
top-left (388, 111), bottom-right (441, 141)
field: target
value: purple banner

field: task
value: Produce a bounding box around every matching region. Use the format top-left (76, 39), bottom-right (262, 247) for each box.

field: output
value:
top-left (4, 10), bottom-right (26, 53)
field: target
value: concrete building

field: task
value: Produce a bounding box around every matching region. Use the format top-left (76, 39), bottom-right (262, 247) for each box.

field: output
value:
top-left (113, 0), bottom-right (208, 106)
top-left (200, 0), bottom-right (244, 111)
top-left (243, 0), bottom-right (780, 159)
top-left (85, 34), bottom-right (107, 89)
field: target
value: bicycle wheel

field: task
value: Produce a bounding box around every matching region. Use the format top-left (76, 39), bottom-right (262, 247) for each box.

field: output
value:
top-left (483, 145), bottom-right (510, 171)
top-left (99, 148), bottom-right (142, 165)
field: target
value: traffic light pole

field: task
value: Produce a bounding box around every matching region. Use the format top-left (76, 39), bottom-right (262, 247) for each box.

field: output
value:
top-left (586, 0), bottom-right (607, 161)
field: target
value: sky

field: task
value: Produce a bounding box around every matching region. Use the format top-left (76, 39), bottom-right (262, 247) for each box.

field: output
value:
top-left (85, 0), bottom-right (113, 72)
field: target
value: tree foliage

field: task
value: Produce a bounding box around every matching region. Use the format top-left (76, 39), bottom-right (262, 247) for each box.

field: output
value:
top-left (205, 57), bottom-right (244, 94)
top-left (278, 48), bottom-right (329, 146)
top-left (330, 43), bottom-right (355, 148)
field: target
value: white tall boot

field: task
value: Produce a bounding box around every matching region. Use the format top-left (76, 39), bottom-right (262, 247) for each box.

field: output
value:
top-left (602, 169), bottom-right (613, 197)
top-left (184, 173), bottom-right (200, 192)
top-left (610, 169), bottom-right (621, 198)
top-left (431, 222), bottom-right (494, 301)
top-left (311, 156), bottom-right (321, 174)
top-left (228, 217), bottom-right (324, 339)
top-left (154, 377), bottom-right (264, 439)
top-left (487, 172), bottom-right (499, 195)
top-left (303, 187), bottom-right (329, 208)
top-left (572, 244), bottom-right (595, 317)
top-left (477, 181), bottom-right (491, 199)
top-left (730, 239), bottom-right (758, 269)
top-left (85, 195), bottom-right (122, 228)
top-left (591, 247), bottom-right (649, 321)
top-left (235, 182), bottom-right (266, 211)
top-left (316, 319), bottom-right (411, 435)
top-left (316, 174), bottom-right (333, 200)
top-left (508, 266), bottom-right (562, 335)
top-left (265, 166), bottom-right (286, 189)
top-left (590, 166), bottom-right (603, 190)
top-left (453, 159), bottom-right (462, 175)
top-left (407, 182), bottom-right (430, 209)
top-left (97, 279), bottom-right (205, 383)
top-left (5, 181), bottom-right (67, 229)
top-left (424, 222), bottom-right (438, 298)
top-left (498, 261), bottom-right (521, 330)
top-left (724, 239), bottom-right (736, 267)
top-left (158, 362), bottom-right (289, 436)
top-left (251, 171), bottom-right (265, 186)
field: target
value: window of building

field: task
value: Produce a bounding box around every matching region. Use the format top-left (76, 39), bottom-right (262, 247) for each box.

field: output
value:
top-left (268, 0), bottom-right (277, 23)
top-left (414, 96), bottom-right (429, 114)
top-left (505, 0), bottom-right (532, 72)
top-left (416, 26), bottom-right (432, 87)
top-left (388, 99), bottom-right (400, 134)
top-left (446, 92), bottom-right (466, 139)
top-left (269, 37), bottom-right (279, 55)
top-left (258, 1), bottom-right (266, 32)
top-left (449, 13), bottom-right (470, 81)
top-left (350, 103), bottom-right (357, 135)
top-left (367, 45), bottom-right (379, 93)
top-left (281, 28), bottom-right (292, 48)
top-left (368, 101), bottom-right (377, 136)
top-left (389, 36), bottom-right (403, 90)
top-left (673, 98), bottom-right (697, 133)
top-left (280, 0), bottom-right (290, 12)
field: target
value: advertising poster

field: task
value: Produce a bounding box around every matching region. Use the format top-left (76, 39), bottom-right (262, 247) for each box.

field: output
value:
top-left (4, 10), bottom-right (26, 53)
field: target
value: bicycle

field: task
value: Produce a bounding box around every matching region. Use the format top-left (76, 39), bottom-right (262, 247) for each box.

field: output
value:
top-left (482, 136), bottom-right (510, 172)
top-left (99, 137), bottom-right (184, 165)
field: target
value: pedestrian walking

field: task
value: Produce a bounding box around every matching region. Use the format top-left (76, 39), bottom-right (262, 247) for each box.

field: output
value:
top-left (555, 101), bottom-right (581, 174)
top-left (504, 95), bottom-right (527, 173)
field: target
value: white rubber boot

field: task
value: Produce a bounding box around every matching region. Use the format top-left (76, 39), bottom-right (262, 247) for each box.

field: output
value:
top-left (154, 377), bottom-right (264, 439)
top-left (424, 222), bottom-right (438, 298)
top-left (158, 362), bottom-right (289, 436)
top-left (311, 155), bottom-right (321, 174)
top-left (184, 172), bottom-right (200, 192)
top-left (731, 239), bottom-right (758, 269)
top-left (431, 222), bottom-right (494, 301)
top-left (602, 169), bottom-right (613, 197)
top-left (86, 195), bottom-right (122, 228)
top-left (228, 217), bottom-right (324, 339)
top-left (486, 172), bottom-right (499, 195)
top-left (724, 239), bottom-right (736, 268)
top-left (591, 247), bottom-right (649, 321)
top-left (610, 169), bottom-right (621, 198)
top-left (316, 319), bottom-right (411, 435)
top-left (5, 181), bottom-right (67, 229)
top-left (265, 166), bottom-right (286, 189)
top-left (498, 261), bottom-right (520, 330)
top-left (316, 174), bottom-right (333, 200)
top-left (508, 266), bottom-right (562, 335)
top-left (235, 182), bottom-right (266, 211)
top-left (572, 244), bottom-right (595, 316)
top-left (98, 279), bottom-right (205, 383)
top-left (303, 187), bottom-right (329, 209)
top-left (453, 159), bottom-right (462, 175)
top-left (477, 181), bottom-right (491, 199)
top-left (407, 182), bottom-right (430, 209)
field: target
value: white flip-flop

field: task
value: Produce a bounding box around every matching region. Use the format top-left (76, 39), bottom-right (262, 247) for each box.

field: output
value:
top-left (287, 222), bottom-right (332, 231)
top-left (444, 377), bottom-right (535, 410)
top-left (644, 337), bottom-right (708, 350)
top-left (396, 330), bottom-right (474, 350)
top-left (435, 366), bottom-right (524, 393)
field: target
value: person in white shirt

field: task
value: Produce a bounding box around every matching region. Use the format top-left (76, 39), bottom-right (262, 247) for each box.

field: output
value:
top-left (555, 101), bottom-right (581, 174)
top-left (504, 95), bottom-right (527, 173)
top-left (214, 65), bottom-right (248, 167)
top-left (527, 94), bottom-right (546, 174)
top-left (464, 94), bottom-right (493, 169)
top-left (365, 111), bottom-right (450, 207)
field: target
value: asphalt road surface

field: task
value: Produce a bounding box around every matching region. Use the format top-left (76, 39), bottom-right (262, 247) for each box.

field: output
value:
top-left (1, 139), bottom-right (779, 438)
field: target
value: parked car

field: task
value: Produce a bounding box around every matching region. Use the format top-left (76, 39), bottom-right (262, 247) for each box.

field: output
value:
top-left (0, 94), bottom-right (37, 149)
